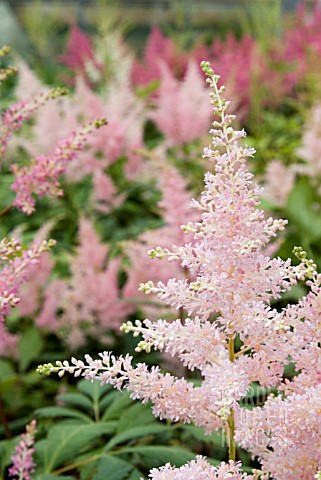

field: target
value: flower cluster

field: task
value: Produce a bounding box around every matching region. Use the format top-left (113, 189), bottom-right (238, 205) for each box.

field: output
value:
top-left (11, 118), bottom-right (107, 214)
top-left (35, 219), bottom-right (132, 348)
top-left (9, 420), bottom-right (37, 480)
top-left (37, 60), bottom-right (321, 478)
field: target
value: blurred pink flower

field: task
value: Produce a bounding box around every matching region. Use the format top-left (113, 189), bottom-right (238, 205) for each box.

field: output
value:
top-left (9, 420), bottom-right (37, 480)
top-left (59, 24), bottom-right (102, 84)
top-left (263, 160), bottom-right (295, 207)
top-left (36, 219), bottom-right (131, 348)
top-left (149, 61), bottom-right (211, 146)
top-left (131, 26), bottom-right (188, 87)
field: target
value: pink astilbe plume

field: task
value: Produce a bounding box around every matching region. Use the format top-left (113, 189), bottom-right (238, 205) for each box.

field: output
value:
top-left (14, 59), bottom-right (44, 100)
top-left (131, 26), bottom-right (187, 87)
top-left (15, 73), bottom-right (145, 182)
top-left (235, 387), bottom-right (321, 480)
top-left (149, 61), bottom-right (211, 146)
top-left (0, 87), bottom-right (68, 160)
top-left (297, 103), bottom-right (321, 181)
top-left (278, 4), bottom-right (321, 90)
top-left (0, 237), bottom-right (55, 357)
top-left (38, 62), bottom-right (321, 478)
top-left (263, 159), bottom-right (295, 207)
top-left (59, 24), bottom-right (102, 83)
top-left (209, 34), bottom-right (290, 120)
top-left (9, 420), bottom-right (37, 480)
top-left (36, 219), bottom-right (131, 348)
top-left (148, 457), bottom-right (253, 480)
top-left (124, 160), bottom-right (197, 315)
top-left (17, 222), bottom-right (55, 317)
top-left (11, 117), bottom-right (107, 214)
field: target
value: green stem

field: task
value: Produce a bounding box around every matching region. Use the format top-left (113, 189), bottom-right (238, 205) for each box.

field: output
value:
top-left (53, 455), bottom-right (99, 475)
top-left (227, 334), bottom-right (236, 461)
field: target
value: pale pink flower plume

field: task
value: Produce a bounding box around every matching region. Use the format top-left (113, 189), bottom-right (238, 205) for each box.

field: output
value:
top-left (39, 63), bottom-right (321, 479)
top-left (236, 386), bottom-right (321, 480)
top-left (14, 59), bottom-right (44, 99)
top-left (9, 420), bottom-right (37, 480)
top-left (16, 74), bottom-right (145, 182)
top-left (149, 61), bottom-right (211, 146)
top-left (36, 219), bottom-right (131, 348)
top-left (263, 159), bottom-right (295, 207)
top-left (297, 104), bottom-right (321, 181)
top-left (148, 457), bottom-right (252, 480)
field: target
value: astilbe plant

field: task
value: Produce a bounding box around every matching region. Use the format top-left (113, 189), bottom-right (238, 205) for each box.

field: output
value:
top-left (8, 419), bottom-right (37, 480)
top-left (149, 61), bottom-right (212, 147)
top-left (0, 47), bottom-right (107, 357)
top-left (38, 62), bottom-right (321, 479)
top-left (13, 62), bottom-right (145, 183)
top-left (123, 160), bottom-right (198, 314)
top-left (35, 218), bottom-right (132, 348)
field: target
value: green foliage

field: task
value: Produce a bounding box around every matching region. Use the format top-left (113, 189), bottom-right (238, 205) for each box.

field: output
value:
top-left (4, 379), bottom-right (198, 480)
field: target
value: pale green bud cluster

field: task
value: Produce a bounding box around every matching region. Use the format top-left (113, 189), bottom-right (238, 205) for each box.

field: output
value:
top-left (138, 281), bottom-right (155, 294)
top-left (293, 246), bottom-right (317, 279)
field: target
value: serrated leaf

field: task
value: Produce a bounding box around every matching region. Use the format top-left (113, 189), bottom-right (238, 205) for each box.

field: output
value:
top-left (116, 402), bottom-right (155, 433)
top-left (104, 424), bottom-right (169, 451)
top-left (115, 445), bottom-right (196, 469)
top-left (56, 393), bottom-right (93, 411)
top-left (93, 456), bottom-right (132, 480)
top-left (36, 406), bottom-right (92, 423)
top-left (36, 423), bottom-right (117, 472)
top-left (18, 327), bottom-right (43, 372)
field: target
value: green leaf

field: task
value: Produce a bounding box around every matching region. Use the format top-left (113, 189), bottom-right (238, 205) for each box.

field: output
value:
top-left (56, 392), bottom-right (93, 411)
top-left (287, 176), bottom-right (321, 242)
top-left (18, 327), bottom-right (43, 372)
top-left (78, 379), bottom-right (111, 401)
top-left (115, 445), bottom-right (196, 469)
top-left (101, 391), bottom-right (133, 422)
top-left (0, 359), bottom-right (16, 391)
top-left (35, 406), bottom-right (93, 423)
top-left (104, 424), bottom-right (169, 451)
top-left (36, 423), bottom-right (117, 472)
top-left (0, 438), bottom-right (18, 474)
top-left (98, 390), bottom-right (120, 413)
top-left (93, 456), bottom-right (132, 480)
top-left (116, 402), bottom-right (156, 433)
top-left (35, 475), bottom-right (75, 480)
top-left (179, 424), bottom-right (223, 447)
top-left (126, 469), bottom-right (143, 480)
